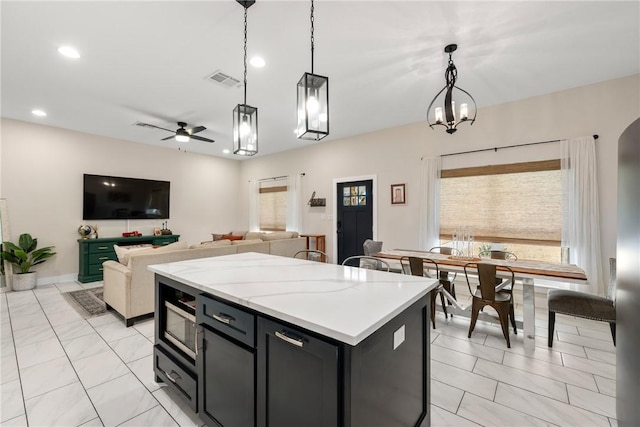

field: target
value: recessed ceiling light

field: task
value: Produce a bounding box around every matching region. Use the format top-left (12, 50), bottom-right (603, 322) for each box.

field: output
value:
top-left (250, 56), bottom-right (265, 68)
top-left (223, 149), bottom-right (230, 154)
top-left (58, 46), bottom-right (80, 59)
top-left (31, 109), bottom-right (47, 117)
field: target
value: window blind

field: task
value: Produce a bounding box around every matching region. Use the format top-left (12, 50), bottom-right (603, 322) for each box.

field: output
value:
top-left (439, 161), bottom-right (562, 246)
top-left (259, 181), bottom-right (287, 231)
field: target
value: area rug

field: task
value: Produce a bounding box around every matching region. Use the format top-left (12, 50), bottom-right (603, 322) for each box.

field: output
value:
top-left (63, 287), bottom-right (107, 319)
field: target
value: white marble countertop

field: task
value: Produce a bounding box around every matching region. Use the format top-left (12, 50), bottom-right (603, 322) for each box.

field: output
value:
top-left (149, 252), bottom-right (437, 346)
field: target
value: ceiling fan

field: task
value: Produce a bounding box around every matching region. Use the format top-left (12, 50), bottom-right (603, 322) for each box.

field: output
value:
top-left (136, 121), bottom-right (215, 143)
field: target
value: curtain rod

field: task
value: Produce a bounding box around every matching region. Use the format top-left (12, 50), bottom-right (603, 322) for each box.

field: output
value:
top-left (440, 134), bottom-right (599, 158)
top-left (254, 173), bottom-right (305, 183)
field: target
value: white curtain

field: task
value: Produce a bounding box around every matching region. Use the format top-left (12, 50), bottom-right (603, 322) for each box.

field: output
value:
top-left (248, 180), bottom-right (259, 232)
top-left (419, 157), bottom-right (441, 251)
top-left (561, 136), bottom-right (604, 295)
top-left (286, 174), bottom-right (302, 232)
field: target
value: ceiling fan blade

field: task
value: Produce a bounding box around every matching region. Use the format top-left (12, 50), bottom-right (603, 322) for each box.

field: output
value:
top-left (161, 135), bottom-right (175, 141)
top-left (187, 126), bottom-right (206, 135)
top-left (137, 122), bottom-right (175, 133)
top-left (190, 135), bottom-right (215, 143)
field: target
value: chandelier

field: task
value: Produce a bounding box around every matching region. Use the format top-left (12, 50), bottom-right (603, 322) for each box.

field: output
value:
top-left (427, 44), bottom-right (477, 134)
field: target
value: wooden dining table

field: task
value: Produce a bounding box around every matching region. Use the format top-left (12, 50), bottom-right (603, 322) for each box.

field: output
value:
top-left (373, 249), bottom-right (588, 351)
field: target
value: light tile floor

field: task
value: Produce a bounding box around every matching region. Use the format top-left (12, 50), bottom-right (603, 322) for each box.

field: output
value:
top-left (0, 281), bottom-right (616, 426)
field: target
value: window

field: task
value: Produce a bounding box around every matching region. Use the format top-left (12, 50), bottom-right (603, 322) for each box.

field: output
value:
top-left (259, 179), bottom-right (287, 231)
top-left (439, 160), bottom-right (562, 262)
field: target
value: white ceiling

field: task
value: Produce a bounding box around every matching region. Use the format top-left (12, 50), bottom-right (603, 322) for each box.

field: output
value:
top-left (2, 1), bottom-right (639, 159)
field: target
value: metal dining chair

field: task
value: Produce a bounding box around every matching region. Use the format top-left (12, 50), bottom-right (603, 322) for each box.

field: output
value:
top-left (294, 249), bottom-right (328, 263)
top-left (478, 249), bottom-right (518, 333)
top-left (464, 262), bottom-right (516, 348)
top-left (429, 246), bottom-right (460, 311)
top-left (400, 256), bottom-right (447, 329)
top-left (341, 256), bottom-right (390, 272)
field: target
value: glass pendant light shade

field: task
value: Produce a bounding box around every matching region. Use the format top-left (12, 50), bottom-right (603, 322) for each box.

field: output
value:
top-left (297, 72), bottom-right (329, 141)
top-left (233, 104), bottom-right (258, 156)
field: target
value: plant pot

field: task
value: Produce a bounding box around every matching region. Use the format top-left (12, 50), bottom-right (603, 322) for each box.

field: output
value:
top-left (13, 272), bottom-right (37, 291)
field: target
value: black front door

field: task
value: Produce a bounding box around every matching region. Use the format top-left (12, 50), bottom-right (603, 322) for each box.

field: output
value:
top-left (337, 180), bottom-right (373, 264)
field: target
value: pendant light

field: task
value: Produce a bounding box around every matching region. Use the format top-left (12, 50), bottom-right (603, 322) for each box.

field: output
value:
top-left (233, 0), bottom-right (258, 156)
top-left (296, 0), bottom-right (329, 141)
top-left (427, 44), bottom-right (477, 134)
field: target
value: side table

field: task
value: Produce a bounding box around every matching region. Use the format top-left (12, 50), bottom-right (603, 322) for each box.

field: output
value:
top-left (300, 234), bottom-right (326, 254)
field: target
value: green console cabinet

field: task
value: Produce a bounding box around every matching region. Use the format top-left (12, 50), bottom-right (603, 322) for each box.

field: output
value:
top-left (77, 234), bottom-right (179, 283)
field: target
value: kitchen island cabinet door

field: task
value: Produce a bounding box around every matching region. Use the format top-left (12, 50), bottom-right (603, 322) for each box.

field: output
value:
top-left (257, 317), bottom-right (338, 427)
top-left (198, 326), bottom-right (255, 427)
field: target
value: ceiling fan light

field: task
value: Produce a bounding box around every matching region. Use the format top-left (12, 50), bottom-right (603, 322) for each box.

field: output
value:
top-left (175, 134), bottom-right (190, 143)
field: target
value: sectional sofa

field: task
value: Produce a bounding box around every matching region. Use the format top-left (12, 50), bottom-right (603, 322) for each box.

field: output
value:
top-left (103, 231), bottom-right (306, 326)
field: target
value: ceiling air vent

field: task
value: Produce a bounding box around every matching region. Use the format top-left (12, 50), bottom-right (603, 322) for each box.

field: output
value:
top-left (206, 70), bottom-right (241, 88)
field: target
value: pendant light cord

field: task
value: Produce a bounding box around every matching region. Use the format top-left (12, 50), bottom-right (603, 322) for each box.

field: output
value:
top-left (243, 6), bottom-right (248, 105)
top-left (310, 0), bottom-right (315, 73)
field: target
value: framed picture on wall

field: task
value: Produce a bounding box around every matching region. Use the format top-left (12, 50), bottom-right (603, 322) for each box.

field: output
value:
top-left (391, 183), bottom-right (406, 205)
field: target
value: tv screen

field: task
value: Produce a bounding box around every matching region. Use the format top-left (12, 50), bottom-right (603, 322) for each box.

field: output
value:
top-left (83, 174), bottom-right (170, 220)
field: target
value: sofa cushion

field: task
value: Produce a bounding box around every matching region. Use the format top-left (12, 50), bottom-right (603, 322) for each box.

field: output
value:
top-left (189, 240), bottom-right (232, 249)
top-left (127, 240), bottom-right (189, 266)
top-left (113, 244), bottom-right (153, 265)
top-left (231, 239), bottom-right (264, 245)
top-left (261, 231), bottom-right (293, 241)
top-left (221, 234), bottom-right (243, 241)
top-left (245, 231), bottom-right (266, 240)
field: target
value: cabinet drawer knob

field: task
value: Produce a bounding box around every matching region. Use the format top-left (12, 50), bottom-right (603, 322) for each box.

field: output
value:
top-left (98, 246), bottom-right (108, 250)
top-left (275, 331), bottom-right (304, 348)
top-left (99, 256), bottom-right (109, 260)
top-left (212, 313), bottom-right (235, 325)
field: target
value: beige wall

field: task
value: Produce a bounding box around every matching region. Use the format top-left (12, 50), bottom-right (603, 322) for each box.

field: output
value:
top-left (1, 74), bottom-right (637, 283)
top-left (0, 119), bottom-right (242, 284)
top-left (239, 74), bottom-right (640, 272)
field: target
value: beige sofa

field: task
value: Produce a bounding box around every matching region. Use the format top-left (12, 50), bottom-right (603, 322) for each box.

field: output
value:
top-left (103, 233), bottom-right (306, 326)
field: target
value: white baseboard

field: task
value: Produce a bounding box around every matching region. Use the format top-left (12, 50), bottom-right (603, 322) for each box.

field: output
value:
top-left (37, 273), bottom-right (78, 287)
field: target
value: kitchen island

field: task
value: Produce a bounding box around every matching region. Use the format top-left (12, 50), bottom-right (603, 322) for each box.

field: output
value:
top-left (149, 252), bottom-right (436, 427)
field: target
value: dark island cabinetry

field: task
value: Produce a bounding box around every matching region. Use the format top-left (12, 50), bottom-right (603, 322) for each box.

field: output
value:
top-left (151, 253), bottom-right (432, 427)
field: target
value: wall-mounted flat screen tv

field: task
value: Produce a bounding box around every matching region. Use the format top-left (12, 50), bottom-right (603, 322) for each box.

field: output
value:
top-left (83, 174), bottom-right (170, 220)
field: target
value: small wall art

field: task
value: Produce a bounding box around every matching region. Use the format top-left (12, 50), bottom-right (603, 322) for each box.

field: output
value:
top-left (391, 183), bottom-right (406, 205)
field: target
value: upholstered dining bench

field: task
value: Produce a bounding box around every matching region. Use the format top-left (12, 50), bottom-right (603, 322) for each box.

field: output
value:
top-left (547, 258), bottom-right (616, 347)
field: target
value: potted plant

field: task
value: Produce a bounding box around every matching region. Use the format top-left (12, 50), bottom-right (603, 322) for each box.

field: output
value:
top-left (1, 233), bottom-right (56, 291)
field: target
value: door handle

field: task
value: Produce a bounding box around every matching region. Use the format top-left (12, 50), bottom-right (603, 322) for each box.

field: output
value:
top-left (165, 370), bottom-right (181, 383)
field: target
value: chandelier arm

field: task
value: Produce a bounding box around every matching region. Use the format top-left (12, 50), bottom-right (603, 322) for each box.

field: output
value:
top-left (454, 85), bottom-right (478, 121)
top-left (444, 86), bottom-right (455, 124)
top-left (426, 85), bottom-right (447, 126)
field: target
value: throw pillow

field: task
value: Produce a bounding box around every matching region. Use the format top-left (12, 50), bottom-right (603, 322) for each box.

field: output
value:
top-left (211, 234), bottom-right (224, 241)
top-left (230, 230), bottom-right (248, 238)
top-left (221, 234), bottom-right (243, 241)
top-left (113, 244), bottom-right (153, 265)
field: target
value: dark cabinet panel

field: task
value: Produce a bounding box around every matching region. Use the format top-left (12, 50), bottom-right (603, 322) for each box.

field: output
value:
top-left (198, 327), bottom-right (255, 427)
top-left (154, 345), bottom-right (197, 411)
top-left (257, 317), bottom-right (339, 427)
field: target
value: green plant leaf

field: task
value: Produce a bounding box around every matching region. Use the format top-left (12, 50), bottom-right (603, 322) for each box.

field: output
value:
top-left (18, 234), bottom-right (35, 252)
